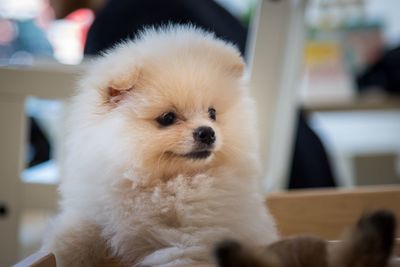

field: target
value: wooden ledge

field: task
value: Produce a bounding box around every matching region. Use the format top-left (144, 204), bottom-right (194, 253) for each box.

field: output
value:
top-left (267, 185), bottom-right (400, 240)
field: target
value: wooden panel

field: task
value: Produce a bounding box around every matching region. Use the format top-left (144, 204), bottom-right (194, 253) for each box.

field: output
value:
top-left (267, 186), bottom-right (400, 240)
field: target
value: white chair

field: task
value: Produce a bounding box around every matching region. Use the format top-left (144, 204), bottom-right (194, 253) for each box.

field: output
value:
top-left (247, 0), bottom-right (306, 191)
top-left (0, 63), bottom-right (80, 266)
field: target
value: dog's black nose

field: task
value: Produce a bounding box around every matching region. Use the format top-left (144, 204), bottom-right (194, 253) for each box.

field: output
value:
top-left (193, 126), bottom-right (216, 145)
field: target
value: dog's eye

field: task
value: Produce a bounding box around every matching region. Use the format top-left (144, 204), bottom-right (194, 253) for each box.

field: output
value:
top-left (208, 107), bottom-right (216, 121)
top-left (156, 112), bottom-right (176, 126)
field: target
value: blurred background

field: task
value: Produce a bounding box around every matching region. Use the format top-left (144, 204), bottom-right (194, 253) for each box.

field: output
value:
top-left (0, 0), bottom-right (399, 265)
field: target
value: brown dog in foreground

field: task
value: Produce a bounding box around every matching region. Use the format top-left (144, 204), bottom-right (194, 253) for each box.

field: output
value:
top-left (215, 210), bottom-right (396, 267)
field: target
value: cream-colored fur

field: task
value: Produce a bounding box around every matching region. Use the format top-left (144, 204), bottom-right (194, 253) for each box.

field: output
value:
top-left (42, 25), bottom-right (278, 267)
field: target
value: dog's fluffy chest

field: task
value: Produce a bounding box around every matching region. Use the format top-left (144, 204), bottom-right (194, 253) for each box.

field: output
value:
top-left (110, 173), bottom-right (218, 225)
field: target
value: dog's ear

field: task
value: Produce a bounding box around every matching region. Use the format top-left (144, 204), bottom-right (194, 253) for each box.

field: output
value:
top-left (217, 46), bottom-right (245, 78)
top-left (106, 67), bottom-right (141, 105)
top-left (229, 61), bottom-right (245, 78)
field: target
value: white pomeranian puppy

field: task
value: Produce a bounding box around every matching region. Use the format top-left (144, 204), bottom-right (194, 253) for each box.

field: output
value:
top-left (43, 25), bottom-right (278, 267)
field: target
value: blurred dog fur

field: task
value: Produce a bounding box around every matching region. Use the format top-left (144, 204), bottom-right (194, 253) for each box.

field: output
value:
top-left (42, 25), bottom-right (278, 267)
top-left (215, 210), bottom-right (397, 267)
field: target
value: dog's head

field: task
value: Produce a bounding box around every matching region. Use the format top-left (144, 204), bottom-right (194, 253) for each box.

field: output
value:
top-left (75, 26), bottom-right (259, 182)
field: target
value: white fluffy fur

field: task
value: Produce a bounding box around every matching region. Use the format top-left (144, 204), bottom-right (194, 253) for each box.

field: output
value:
top-left (43, 25), bottom-right (278, 267)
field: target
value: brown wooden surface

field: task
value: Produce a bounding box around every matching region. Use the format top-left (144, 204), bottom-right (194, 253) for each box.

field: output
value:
top-left (267, 185), bottom-right (400, 240)
top-left (303, 96), bottom-right (400, 113)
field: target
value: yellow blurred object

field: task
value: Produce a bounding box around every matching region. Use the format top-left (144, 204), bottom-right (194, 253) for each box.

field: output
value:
top-left (304, 41), bottom-right (341, 67)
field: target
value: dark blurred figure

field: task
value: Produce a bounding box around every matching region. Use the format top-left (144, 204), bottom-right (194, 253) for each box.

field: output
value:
top-left (78, 0), bottom-right (335, 189)
top-left (357, 45), bottom-right (400, 95)
top-left (84, 0), bottom-right (247, 55)
top-left (288, 111), bottom-right (336, 188)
